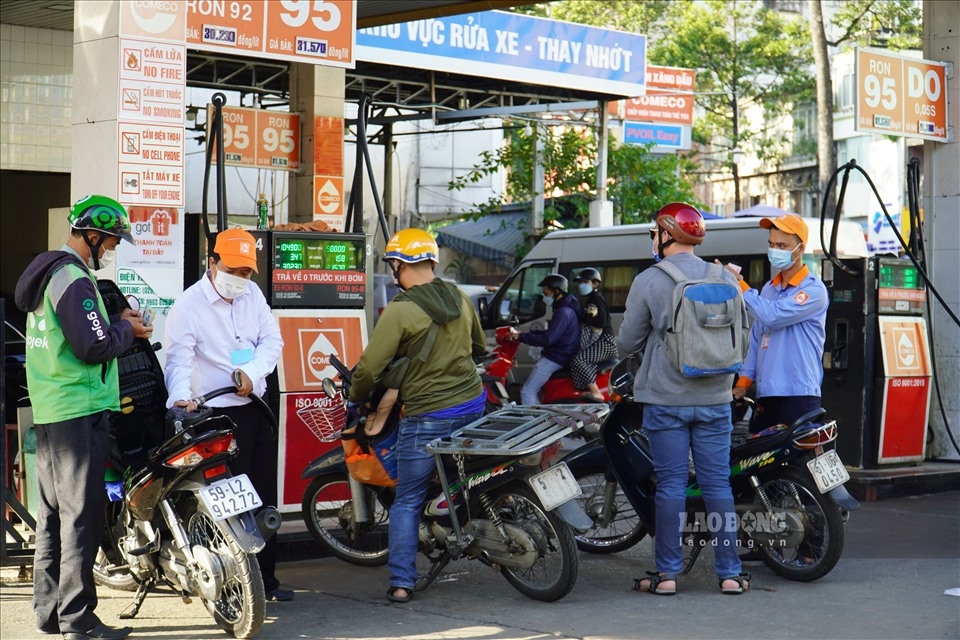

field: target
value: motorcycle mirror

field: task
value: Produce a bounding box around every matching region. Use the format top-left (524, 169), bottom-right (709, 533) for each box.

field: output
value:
top-left (321, 378), bottom-right (337, 399)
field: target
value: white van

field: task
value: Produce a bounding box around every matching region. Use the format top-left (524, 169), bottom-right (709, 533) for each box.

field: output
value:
top-left (477, 216), bottom-right (868, 387)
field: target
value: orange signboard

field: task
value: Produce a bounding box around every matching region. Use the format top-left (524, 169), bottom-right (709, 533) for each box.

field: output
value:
top-left (274, 310), bottom-right (367, 393)
top-left (856, 48), bottom-right (948, 142)
top-left (123, 1), bottom-right (356, 68)
top-left (314, 116), bottom-right (344, 176)
top-left (264, 0), bottom-right (356, 67)
top-left (208, 106), bottom-right (300, 171)
top-left (186, 0), bottom-right (267, 54)
top-left (616, 65), bottom-right (696, 126)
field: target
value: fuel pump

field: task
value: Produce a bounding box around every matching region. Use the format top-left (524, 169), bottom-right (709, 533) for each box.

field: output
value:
top-left (249, 230), bottom-right (369, 512)
top-left (821, 257), bottom-right (931, 469)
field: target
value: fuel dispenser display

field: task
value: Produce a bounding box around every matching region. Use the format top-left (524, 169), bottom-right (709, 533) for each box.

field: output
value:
top-left (251, 230), bottom-right (369, 511)
top-left (821, 257), bottom-right (931, 469)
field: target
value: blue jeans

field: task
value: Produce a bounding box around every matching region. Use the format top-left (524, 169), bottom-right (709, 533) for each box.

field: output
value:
top-left (643, 403), bottom-right (742, 580)
top-left (521, 357), bottom-right (564, 405)
top-left (387, 412), bottom-right (482, 590)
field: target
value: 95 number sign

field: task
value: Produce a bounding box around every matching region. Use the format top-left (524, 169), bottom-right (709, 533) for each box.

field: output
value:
top-left (856, 47), bottom-right (949, 142)
top-left (208, 105), bottom-right (300, 171)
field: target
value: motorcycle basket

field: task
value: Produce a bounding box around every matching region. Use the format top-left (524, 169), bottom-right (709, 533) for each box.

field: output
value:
top-left (297, 393), bottom-right (346, 442)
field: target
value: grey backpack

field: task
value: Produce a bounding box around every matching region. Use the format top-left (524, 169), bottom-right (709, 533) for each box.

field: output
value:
top-left (653, 261), bottom-right (748, 378)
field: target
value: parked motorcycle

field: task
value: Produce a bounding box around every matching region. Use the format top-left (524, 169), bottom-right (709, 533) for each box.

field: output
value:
top-left (563, 356), bottom-right (859, 582)
top-left (301, 354), bottom-right (605, 601)
top-left (480, 326), bottom-right (617, 409)
top-left (93, 388), bottom-right (281, 638)
top-left (90, 280), bottom-right (279, 638)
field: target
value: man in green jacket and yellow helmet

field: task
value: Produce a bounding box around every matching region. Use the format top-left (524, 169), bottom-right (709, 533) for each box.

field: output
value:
top-left (15, 195), bottom-right (152, 640)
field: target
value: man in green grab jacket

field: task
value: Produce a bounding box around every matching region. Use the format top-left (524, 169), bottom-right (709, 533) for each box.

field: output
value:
top-left (15, 195), bottom-right (152, 640)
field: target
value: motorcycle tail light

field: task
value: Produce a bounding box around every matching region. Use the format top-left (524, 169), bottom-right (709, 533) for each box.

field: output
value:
top-left (203, 463), bottom-right (228, 479)
top-left (520, 441), bottom-right (561, 468)
top-left (518, 452), bottom-right (543, 466)
top-left (792, 421), bottom-right (838, 449)
top-left (164, 434), bottom-right (237, 468)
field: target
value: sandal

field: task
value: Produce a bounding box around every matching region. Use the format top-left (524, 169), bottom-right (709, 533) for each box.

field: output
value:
top-left (632, 571), bottom-right (677, 596)
top-left (387, 586), bottom-right (413, 603)
top-left (719, 572), bottom-right (751, 595)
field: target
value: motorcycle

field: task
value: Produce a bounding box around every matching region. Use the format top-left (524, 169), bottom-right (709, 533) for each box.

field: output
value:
top-left (563, 356), bottom-right (860, 582)
top-left (300, 354), bottom-right (606, 601)
top-left (91, 280), bottom-right (280, 638)
top-left (480, 326), bottom-right (617, 409)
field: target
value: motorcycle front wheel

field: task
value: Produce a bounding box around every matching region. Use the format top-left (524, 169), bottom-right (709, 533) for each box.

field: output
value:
top-left (93, 501), bottom-right (137, 591)
top-left (752, 466), bottom-right (845, 582)
top-left (487, 484), bottom-right (579, 602)
top-left (571, 466), bottom-right (647, 553)
top-left (301, 473), bottom-right (390, 567)
top-left (183, 499), bottom-right (265, 639)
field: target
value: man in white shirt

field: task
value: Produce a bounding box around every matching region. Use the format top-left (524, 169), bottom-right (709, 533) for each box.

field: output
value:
top-left (163, 227), bottom-right (291, 601)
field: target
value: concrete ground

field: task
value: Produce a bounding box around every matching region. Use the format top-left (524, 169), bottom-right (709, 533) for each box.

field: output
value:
top-left (2, 491), bottom-right (958, 640)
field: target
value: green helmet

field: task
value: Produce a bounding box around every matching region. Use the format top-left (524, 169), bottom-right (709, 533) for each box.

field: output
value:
top-left (68, 195), bottom-right (133, 243)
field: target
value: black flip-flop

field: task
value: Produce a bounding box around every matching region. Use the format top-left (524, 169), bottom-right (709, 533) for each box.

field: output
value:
top-left (387, 586), bottom-right (413, 603)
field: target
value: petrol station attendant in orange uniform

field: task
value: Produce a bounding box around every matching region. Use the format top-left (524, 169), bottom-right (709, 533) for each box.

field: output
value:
top-left (723, 214), bottom-right (829, 433)
top-left (163, 228), bottom-right (292, 601)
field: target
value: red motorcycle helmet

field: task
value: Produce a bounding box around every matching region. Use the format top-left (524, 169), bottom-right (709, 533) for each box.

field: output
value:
top-left (655, 202), bottom-right (706, 246)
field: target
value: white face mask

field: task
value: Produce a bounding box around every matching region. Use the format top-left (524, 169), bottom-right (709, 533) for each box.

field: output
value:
top-left (89, 248), bottom-right (115, 270)
top-left (214, 269), bottom-right (250, 299)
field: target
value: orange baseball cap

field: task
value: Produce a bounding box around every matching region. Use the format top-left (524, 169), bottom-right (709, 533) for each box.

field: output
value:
top-left (213, 228), bottom-right (258, 272)
top-left (760, 213), bottom-right (808, 244)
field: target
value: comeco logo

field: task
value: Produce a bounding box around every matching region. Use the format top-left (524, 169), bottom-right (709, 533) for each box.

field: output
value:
top-left (893, 328), bottom-right (918, 370)
top-left (129, 1), bottom-right (179, 34)
top-left (298, 329), bottom-right (346, 385)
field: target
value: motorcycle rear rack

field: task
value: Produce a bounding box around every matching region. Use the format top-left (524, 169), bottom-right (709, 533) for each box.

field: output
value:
top-left (426, 404), bottom-right (609, 457)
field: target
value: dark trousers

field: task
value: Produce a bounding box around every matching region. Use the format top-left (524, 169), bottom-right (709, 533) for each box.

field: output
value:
top-left (212, 401), bottom-right (280, 591)
top-left (33, 411), bottom-right (110, 634)
top-left (751, 396), bottom-right (822, 433)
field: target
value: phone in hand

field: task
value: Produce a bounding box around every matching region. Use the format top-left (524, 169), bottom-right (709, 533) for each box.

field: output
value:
top-left (142, 307), bottom-right (155, 326)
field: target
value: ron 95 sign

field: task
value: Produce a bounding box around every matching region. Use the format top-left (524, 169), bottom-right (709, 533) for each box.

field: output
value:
top-left (856, 48), bottom-right (949, 142)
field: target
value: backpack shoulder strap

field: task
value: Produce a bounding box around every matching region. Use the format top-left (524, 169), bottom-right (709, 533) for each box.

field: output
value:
top-left (413, 321), bottom-right (440, 363)
top-left (707, 262), bottom-right (725, 280)
top-left (652, 260), bottom-right (688, 284)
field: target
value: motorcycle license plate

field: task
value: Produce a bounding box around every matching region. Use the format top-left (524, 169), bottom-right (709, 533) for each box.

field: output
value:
top-left (528, 463), bottom-right (581, 511)
top-left (806, 450), bottom-right (850, 494)
top-left (199, 474), bottom-right (262, 521)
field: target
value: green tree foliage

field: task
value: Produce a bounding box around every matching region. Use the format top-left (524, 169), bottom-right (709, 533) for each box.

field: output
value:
top-left (449, 123), bottom-right (701, 228)
top-left (827, 0), bottom-right (921, 51)
top-left (653, 0), bottom-right (813, 162)
top-left (515, 0), bottom-right (672, 37)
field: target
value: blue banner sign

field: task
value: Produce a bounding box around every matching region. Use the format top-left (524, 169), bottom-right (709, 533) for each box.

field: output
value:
top-left (623, 121), bottom-right (691, 152)
top-left (356, 11), bottom-right (646, 97)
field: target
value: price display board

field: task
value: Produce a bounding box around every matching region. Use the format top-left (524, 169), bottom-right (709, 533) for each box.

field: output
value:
top-left (270, 232), bottom-right (365, 308)
top-left (856, 48), bottom-right (949, 142)
top-left (208, 106), bottom-right (300, 171)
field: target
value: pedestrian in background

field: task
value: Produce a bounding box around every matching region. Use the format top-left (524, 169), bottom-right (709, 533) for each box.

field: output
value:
top-left (570, 267), bottom-right (618, 402)
top-left (509, 274), bottom-right (580, 405)
top-left (16, 195), bottom-right (152, 640)
top-left (164, 227), bottom-right (292, 601)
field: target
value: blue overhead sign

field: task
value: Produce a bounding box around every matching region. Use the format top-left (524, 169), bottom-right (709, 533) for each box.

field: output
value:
top-left (356, 11), bottom-right (646, 97)
top-left (623, 121), bottom-right (691, 152)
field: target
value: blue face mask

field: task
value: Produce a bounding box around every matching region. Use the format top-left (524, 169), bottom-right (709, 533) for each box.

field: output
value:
top-left (768, 246), bottom-right (799, 270)
top-left (577, 282), bottom-right (593, 296)
top-left (652, 246), bottom-right (663, 263)
top-left (542, 294), bottom-right (554, 307)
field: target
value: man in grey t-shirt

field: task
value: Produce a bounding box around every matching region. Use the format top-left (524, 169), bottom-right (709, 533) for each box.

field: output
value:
top-left (619, 203), bottom-right (749, 596)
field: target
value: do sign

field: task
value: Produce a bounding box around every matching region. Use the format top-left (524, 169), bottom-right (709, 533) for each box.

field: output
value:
top-left (856, 47), bottom-right (949, 142)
